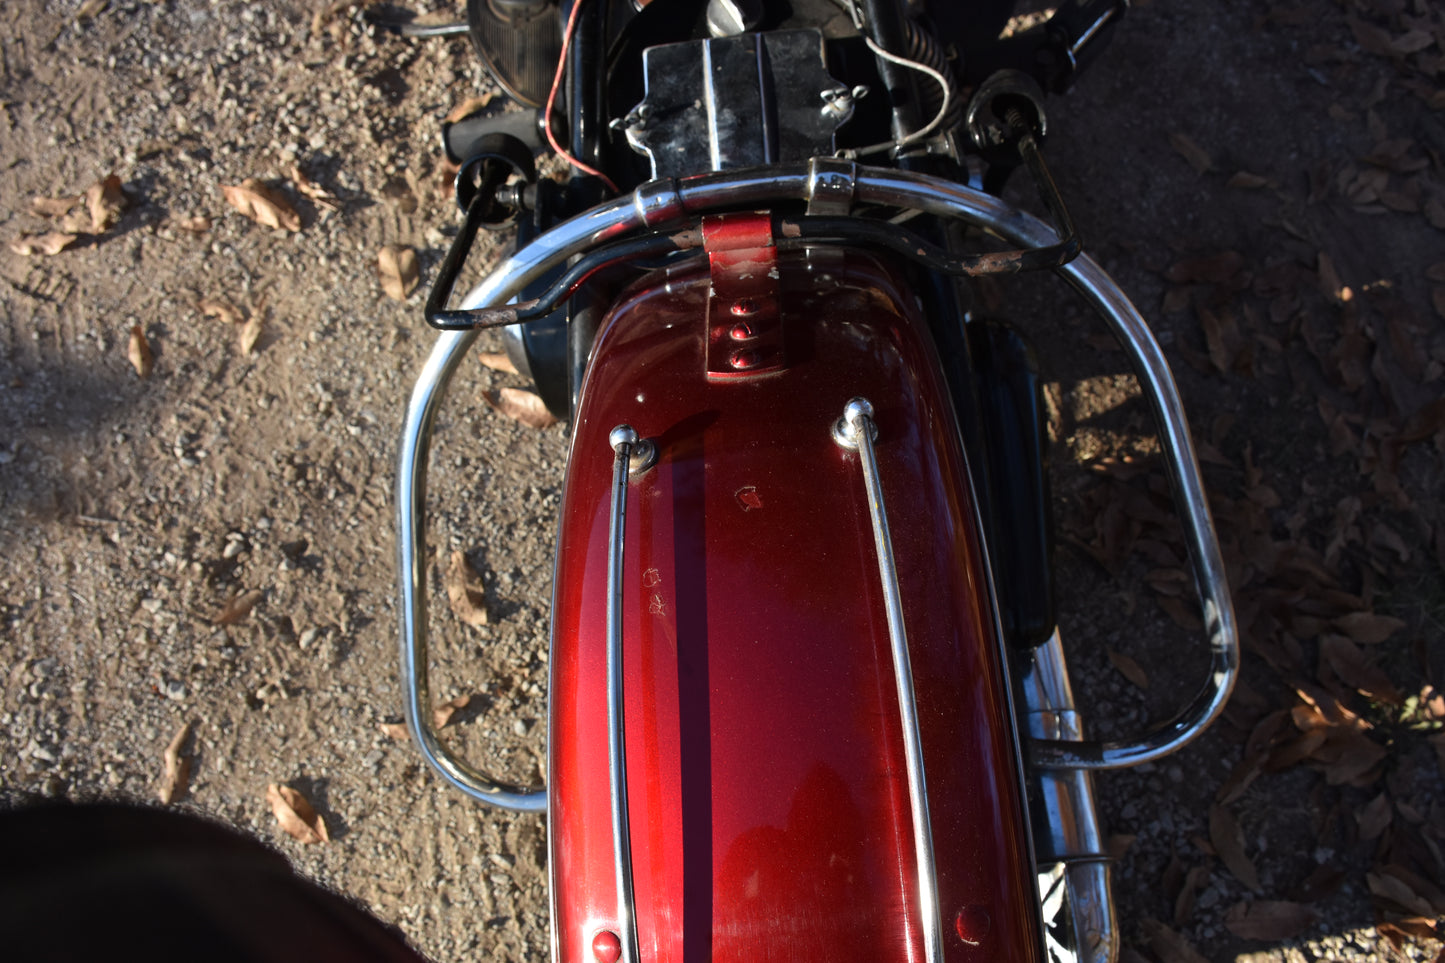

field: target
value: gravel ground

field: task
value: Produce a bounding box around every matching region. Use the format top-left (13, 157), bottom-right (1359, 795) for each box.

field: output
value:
top-left (1, 1), bottom-right (1442, 961)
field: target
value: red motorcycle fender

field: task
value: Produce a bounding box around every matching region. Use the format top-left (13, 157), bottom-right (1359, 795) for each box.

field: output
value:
top-left (548, 248), bottom-right (1043, 963)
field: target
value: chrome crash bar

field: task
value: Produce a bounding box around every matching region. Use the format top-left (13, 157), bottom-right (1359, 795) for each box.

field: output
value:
top-left (396, 159), bottom-right (1240, 807)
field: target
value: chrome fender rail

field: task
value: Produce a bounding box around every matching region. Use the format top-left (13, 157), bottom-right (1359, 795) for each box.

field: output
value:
top-left (396, 159), bottom-right (1239, 808)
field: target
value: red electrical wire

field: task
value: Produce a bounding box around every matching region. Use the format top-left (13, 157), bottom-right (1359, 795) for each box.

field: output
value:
top-left (543, 0), bottom-right (620, 194)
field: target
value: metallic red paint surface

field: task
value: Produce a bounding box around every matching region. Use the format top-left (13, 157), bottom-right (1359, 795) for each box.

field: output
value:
top-left (549, 248), bottom-right (1042, 963)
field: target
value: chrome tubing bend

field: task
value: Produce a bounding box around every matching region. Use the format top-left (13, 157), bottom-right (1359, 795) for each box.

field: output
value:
top-left (398, 203), bottom-right (650, 809)
top-left (397, 161), bottom-right (1238, 806)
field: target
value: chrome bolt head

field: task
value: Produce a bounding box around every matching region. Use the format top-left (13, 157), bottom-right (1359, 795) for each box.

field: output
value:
top-left (609, 425), bottom-right (639, 452)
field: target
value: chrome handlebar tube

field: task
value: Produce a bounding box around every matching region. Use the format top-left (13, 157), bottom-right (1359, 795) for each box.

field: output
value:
top-left (396, 160), bottom-right (1239, 808)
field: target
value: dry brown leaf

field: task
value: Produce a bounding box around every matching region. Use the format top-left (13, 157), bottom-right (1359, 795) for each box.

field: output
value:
top-left (1381, 865), bottom-right (1445, 914)
top-left (1168, 132), bottom-right (1213, 175)
top-left (1317, 251), bottom-right (1348, 301)
top-left (485, 387), bottom-right (558, 429)
top-left (379, 722), bottom-right (410, 741)
top-left (1157, 596), bottom-right (1203, 632)
top-left (290, 165), bottom-right (340, 210)
top-left (174, 215), bottom-right (212, 234)
top-left (1399, 398), bottom-right (1445, 445)
top-left (1320, 634), bottom-right (1402, 704)
top-left (1315, 729), bottom-right (1388, 785)
top-left (1418, 685), bottom-right (1445, 724)
top-left (86, 174), bottom-right (126, 234)
top-left (1424, 195), bottom-right (1445, 231)
top-left (377, 244), bottom-right (419, 301)
top-left (1174, 864), bottom-right (1212, 924)
top-left (1368, 522), bottom-right (1409, 563)
top-left (199, 297), bottom-right (244, 326)
top-left (1167, 251), bottom-right (1245, 286)
top-left (1107, 649), bottom-right (1150, 690)
top-left (1368, 870), bottom-right (1439, 917)
top-left (127, 325), bottom-right (153, 377)
top-left (239, 315), bottom-right (264, 355)
top-left (1223, 900), bottom-right (1318, 941)
top-left (66, 205), bottom-right (98, 234)
top-left (444, 92), bottom-right (499, 124)
top-left (1292, 864), bottom-right (1346, 904)
top-left (221, 179), bottom-right (301, 232)
top-left (1267, 729), bottom-right (1328, 771)
top-left (266, 783), bottom-right (329, 844)
top-left (433, 694), bottom-right (472, 729)
top-left (213, 588), bottom-right (263, 625)
top-left (30, 194), bottom-right (82, 218)
top-left (1389, 29), bottom-right (1435, 54)
top-left (444, 550), bottom-right (488, 627)
top-left (478, 351), bottom-right (520, 374)
top-left (1161, 285), bottom-right (1192, 314)
top-left (1209, 804), bottom-right (1262, 892)
top-left (1332, 611), bottom-right (1406, 644)
top-left (1226, 171), bottom-right (1270, 189)
top-left (1197, 304), bottom-right (1241, 374)
top-left (1379, 190), bottom-right (1420, 213)
top-left (1217, 753), bottom-right (1265, 806)
top-left (1141, 920), bottom-right (1210, 963)
top-left (1161, 848), bottom-right (1185, 902)
top-left (1357, 791), bottom-right (1393, 840)
top-left (1294, 685), bottom-right (1363, 728)
top-left (10, 232), bottom-right (79, 256)
top-left (158, 719), bottom-right (194, 804)
top-left (1378, 919), bottom-right (1440, 949)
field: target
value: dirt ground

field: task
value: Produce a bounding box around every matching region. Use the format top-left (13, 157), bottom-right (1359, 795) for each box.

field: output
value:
top-left (1, 0), bottom-right (1442, 961)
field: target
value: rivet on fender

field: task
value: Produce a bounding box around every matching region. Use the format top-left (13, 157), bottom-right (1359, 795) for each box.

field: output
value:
top-left (954, 905), bottom-right (992, 946)
top-left (591, 929), bottom-right (622, 963)
top-left (729, 348), bottom-right (762, 371)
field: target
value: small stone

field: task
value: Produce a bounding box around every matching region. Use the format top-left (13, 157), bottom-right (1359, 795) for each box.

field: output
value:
top-left (222, 539), bottom-right (246, 559)
top-left (163, 679), bottom-right (186, 702)
top-left (298, 628), bottom-right (319, 649)
top-left (29, 742), bottom-right (58, 764)
top-left (140, 598), bottom-right (163, 614)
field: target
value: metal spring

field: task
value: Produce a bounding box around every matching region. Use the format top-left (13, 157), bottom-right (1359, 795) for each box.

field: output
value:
top-left (901, 16), bottom-right (963, 135)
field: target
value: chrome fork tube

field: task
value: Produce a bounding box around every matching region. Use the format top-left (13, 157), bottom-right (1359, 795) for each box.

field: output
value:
top-left (1022, 631), bottom-right (1118, 963)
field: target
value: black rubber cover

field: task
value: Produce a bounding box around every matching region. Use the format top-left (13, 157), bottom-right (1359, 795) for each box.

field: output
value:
top-left (968, 318), bottom-right (1057, 649)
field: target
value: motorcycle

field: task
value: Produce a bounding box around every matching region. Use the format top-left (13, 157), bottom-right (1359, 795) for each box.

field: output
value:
top-left (395, 1), bottom-right (1239, 960)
